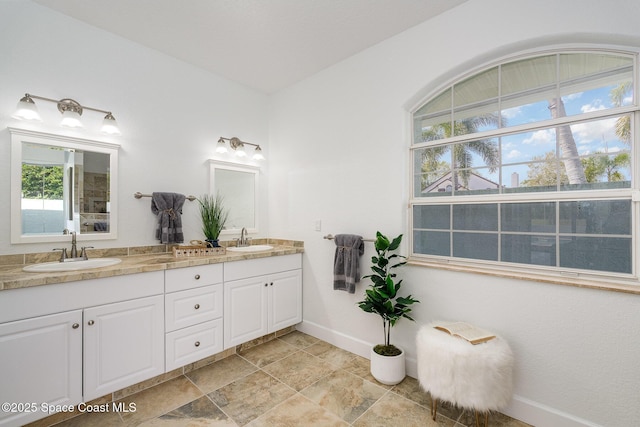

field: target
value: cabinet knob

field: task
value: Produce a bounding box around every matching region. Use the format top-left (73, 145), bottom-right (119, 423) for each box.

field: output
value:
top-left (264, 283), bottom-right (268, 287)
top-left (194, 274), bottom-right (201, 280)
top-left (194, 303), bottom-right (200, 310)
top-left (72, 323), bottom-right (80, 329)
top-left (270, 282), bottom-right (274, 286)
top-left (194, 341), bottom-right (200, 347)
top-left (87, 320), bottom-right (95, 326)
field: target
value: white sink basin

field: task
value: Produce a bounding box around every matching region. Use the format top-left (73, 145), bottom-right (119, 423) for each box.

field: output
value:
top-left (227, 245), bottom-right (274, 253)
top-left (23, 258), bottom-right (122, 273)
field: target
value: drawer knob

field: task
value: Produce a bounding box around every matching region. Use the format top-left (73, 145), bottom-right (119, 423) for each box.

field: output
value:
top-left (194, 274), bottom-right (201, 280)
top-left (264, 283), bottom-right (268, 287)
top-left (270, 282), bottom-right (274, 286)
top-left (72, 323), bottom-right (80, 329)
top-left (194, 341), bottom-right (200, 347)
top-left (194, 304), bottom-right (200, 310)
top-left (88, 320), bottom-right (95, 326)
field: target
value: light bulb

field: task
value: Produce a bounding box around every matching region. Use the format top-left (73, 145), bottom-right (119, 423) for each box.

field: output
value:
top-left (60, 110), bottom-right (83, 128)
top-left (252, 146), bottom-right (265, 161)
top-left (12, 96), bottom-right (41, 121)
top-left (235, 143), bottom-right (247, 157)
top-left (216, 138), bottom-right (228, 154)
top-left (100, 113), bottom-right (121, 135)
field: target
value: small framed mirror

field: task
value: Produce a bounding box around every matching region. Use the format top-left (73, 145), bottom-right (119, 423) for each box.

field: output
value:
top-left (10, 128), bottom-right (119, 243)
top-left (208, 160), bottom-right (259, 234)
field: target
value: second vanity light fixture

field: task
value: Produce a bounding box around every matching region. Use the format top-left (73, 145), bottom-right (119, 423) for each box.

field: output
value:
top-left (12, 93), bottom-right (121, 135)
top-left (216, 136), bottom-right (264, 160)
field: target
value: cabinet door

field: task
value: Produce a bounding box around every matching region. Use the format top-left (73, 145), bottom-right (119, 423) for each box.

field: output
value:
top-left (0, 310), bottom-right (82, 427)
top-left (84, 295), bottom-right (164, 401)
top-left (224, 276), bottom-right (268, 349)
top-left (269, 269), bottom-right (302, 332)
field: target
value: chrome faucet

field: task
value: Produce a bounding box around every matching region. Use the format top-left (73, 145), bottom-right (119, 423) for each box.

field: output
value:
top-left (70, 231), bottom-right (78, 258)
top-left (237, 227), bottom-right (251, 247)
top-left (54, 231), bottom-right (93, 262)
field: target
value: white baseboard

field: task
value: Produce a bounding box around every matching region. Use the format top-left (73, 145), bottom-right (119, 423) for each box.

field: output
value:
top-left (296, 320), bottom-right (602, 427)
top-left (503, 395), bottom-right (603, 427)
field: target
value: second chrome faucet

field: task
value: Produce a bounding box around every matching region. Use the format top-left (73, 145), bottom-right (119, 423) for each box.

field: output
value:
top-left (54, 231), bottom-right (93, 262)
top-left (237, 227), bottom-right (252, 247)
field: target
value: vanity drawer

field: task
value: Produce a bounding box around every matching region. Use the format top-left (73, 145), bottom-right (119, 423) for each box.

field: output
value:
top-left (165, 284), bottom-right (222, 332)
top-left (165, 319), bottom-right (223, 371)
top-left (165, 264), bottom-right (223, 293)
top-left (224, 253), bottom-right (302, 281)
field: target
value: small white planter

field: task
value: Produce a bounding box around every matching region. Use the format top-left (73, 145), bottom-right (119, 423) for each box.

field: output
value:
top-left (370, 346), bottom-right (406, 385)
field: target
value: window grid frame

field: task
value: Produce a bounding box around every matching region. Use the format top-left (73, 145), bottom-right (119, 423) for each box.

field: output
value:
top-left (409, 48), bottom-right (640, 284)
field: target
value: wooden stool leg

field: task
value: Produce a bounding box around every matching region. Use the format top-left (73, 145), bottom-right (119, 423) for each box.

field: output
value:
top-left (431, 396), bottom-right (438, 421)
top-left (474, 410), bottom-right (490, 427)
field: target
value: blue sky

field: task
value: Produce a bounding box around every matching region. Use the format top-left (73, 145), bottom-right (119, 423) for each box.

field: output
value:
top-left (471, 83), bottom-right (631, 188)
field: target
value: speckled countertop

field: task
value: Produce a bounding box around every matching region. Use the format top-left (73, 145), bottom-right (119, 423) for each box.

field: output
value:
top-left (0, 239), bottom-right (304, 291)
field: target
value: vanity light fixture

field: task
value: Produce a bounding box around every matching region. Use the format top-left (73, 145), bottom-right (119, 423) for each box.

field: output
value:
top-left (216, 136), bottom-right (265, 160)
top-left (12, 93), bottom-right (121, 135)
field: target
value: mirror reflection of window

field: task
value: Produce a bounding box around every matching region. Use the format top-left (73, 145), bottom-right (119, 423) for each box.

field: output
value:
top-left (10, 127), bottom-right (119, 243)
top-left (21, 161), bottom-right (65, 234)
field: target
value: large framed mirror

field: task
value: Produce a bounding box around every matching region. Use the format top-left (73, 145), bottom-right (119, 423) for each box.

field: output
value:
top-left (208, 160), bottom-right (259, 234)
top-left (10, 128), bottom-right (119, 243)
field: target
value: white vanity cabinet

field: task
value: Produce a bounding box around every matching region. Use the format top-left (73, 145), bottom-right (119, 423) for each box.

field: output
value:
top-left (223, 254), bottom-right (302, 349)
top-left (0, 271), bottom-right (164, 427)
top-left (0, 310), bottom-right (82, 427)
top-left (164, 264), bottom-right (224, 371)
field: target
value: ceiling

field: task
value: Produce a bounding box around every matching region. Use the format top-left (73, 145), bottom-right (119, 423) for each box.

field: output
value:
top-left (33, 0), bottom-right (467, 94)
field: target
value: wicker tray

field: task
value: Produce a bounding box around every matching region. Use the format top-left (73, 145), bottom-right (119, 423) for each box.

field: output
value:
top-left (172, 241), bottom-right (226, 257)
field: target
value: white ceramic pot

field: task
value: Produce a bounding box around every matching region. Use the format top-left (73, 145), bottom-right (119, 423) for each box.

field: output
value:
top-left (370, 346), bottom-right (406, 385)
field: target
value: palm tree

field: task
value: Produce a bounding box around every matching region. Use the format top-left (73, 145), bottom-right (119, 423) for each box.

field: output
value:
top-left (582, 152), bottom-right (630, 183)
top-left (548, 98), bottom-right (586, 185)
top-left (611, 81), bottom-right (632, 144)
top-left (548, 82), bottom-right (632, 186)
top-left (421, 114), bottom-right (500, 190)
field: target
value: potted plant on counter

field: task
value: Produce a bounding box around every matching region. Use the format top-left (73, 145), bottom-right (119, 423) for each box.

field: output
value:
top-left (197, 193), bottom-right (229, 247)
top-left (357, 231), bottom-right (419, 385)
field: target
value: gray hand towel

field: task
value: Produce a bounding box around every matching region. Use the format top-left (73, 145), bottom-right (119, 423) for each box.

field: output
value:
top-left (333, 234), bottom-right (364, 293)
top-left (151, 192), bottom-right (186, 244)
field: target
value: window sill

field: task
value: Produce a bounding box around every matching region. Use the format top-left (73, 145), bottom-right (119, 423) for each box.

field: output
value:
top-left (407, 258), bottom-right (640, 296)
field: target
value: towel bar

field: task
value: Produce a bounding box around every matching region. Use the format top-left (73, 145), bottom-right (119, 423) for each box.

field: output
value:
top-left (323, 234), bottom-right (375, 242)
top-left (134, 192), bottom-right (197, 201)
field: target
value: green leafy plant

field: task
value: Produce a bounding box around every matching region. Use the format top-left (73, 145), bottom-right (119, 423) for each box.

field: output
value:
top-left (197, 193), bottom-right (229, 241)
top-left (358, 232), bottom-right (419, 356)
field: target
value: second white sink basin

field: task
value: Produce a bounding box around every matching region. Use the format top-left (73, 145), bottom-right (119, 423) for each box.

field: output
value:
top-left (227, 245), bottom-right (273, 253)
top-left (23, 258), bottom-right (122, 273)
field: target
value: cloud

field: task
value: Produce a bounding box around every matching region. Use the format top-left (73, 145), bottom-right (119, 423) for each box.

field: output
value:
top-left (523, 128), bottom-right (555, 145)
top-left (571, 117), bottom-right (618, 144)
top-left (502, 106), bottom-right (522, 119)
top-left (580, 99), bottom-right (606, 113)
top-left (563, 92), bottom-right (583, 101)
top-left (505, 149), bottom-right (522, 159)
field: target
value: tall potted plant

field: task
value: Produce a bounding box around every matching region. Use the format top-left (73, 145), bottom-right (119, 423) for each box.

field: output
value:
top-left (197, 193), bottom-right (229, 247)
top-left (358, 231), bottom-right (419, 385)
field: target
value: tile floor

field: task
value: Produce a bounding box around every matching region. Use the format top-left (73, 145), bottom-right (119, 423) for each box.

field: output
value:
top-left (39, 331), bottom-right (531, 426)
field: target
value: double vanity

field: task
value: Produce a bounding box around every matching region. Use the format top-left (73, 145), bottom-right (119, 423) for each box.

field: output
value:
top-left (0, 241), bottom-right (303, 427)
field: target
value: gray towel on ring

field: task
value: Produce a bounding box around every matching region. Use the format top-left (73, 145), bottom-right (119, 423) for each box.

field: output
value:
top-left (151, 192), bottom-right (186, 244)
top-left (333, 234), bottom-right (364, 293)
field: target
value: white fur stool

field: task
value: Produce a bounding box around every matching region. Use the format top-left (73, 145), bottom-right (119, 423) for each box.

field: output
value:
top-left (416, 322), bottom-right (514, 426)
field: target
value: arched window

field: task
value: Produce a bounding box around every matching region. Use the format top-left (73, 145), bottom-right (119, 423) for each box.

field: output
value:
top-left (410, 50), bottom-right (637, 282)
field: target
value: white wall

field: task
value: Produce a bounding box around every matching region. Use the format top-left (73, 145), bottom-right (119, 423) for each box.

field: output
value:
top-left (0, 0), bottom-right (269, 254)
top-left (268, 1), bottom-right (640, 426)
